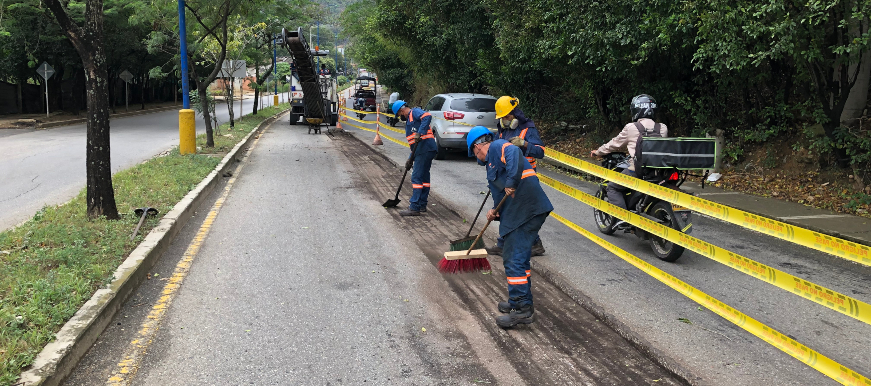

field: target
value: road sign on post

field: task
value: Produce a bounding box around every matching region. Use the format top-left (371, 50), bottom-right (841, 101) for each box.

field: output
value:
top-left (120, 70), bottom-right (134, 112)
top-left (220, 60), bottom-right (247, 121)
top-left (37, 62), bottom-right (55, 118)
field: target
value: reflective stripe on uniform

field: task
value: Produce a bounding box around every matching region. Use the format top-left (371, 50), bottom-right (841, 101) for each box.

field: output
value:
top-left (527, 156), bottom-right (537, 168)
top-left (521, 169), bottom-right (536, 179)
top-left (422, 183), bottom-right (431, 187)
top-left (526, 270), bottom-right (531, 277)
top-left (407, 128), bottom-right (434, 144)
top-left (507, 276), bottom-right (528, 285)
top-left (519, 128), bottom-right (528, 139)
top-left (412, 184), bottom-right (424, 189)
top-left (501, 143), bottom-right (511, 164)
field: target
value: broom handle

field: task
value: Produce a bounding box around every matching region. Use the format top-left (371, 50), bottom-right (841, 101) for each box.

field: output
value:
top-left (466, 194), bottom-right (509, 255)
top-left (464, 190), bottom-right (491, 238)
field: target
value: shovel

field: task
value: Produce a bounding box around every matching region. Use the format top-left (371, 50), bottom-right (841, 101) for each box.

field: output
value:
top-left (383, 143), bottom-right (419, 208)
top-left (130, 207), bottom-right (159, 240)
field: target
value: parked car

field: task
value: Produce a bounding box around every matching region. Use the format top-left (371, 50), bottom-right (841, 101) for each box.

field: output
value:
top-left (423, 93), bottom-right (498, 160)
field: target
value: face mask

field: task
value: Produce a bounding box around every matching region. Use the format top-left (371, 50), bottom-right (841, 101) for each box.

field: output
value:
top-left (501, 118), bottom-right (519, 130)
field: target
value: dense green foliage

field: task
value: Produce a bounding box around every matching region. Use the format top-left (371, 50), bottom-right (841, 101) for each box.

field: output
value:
top-left (341, 0), bottom-right (871, 174)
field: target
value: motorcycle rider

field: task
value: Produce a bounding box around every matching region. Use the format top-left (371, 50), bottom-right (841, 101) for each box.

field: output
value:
top-left (591, 94), bottom-right (668, 214)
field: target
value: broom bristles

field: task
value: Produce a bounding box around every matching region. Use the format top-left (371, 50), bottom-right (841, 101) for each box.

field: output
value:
top-left (438, 257), bottom-right (491, 274)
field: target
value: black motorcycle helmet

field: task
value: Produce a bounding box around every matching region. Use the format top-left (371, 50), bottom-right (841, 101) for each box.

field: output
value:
top-left (630, 94), bottom-right (656, 121)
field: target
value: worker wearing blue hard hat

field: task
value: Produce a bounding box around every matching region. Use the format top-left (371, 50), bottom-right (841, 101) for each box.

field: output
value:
top-left (393, 100), bottom-right (438, 216)
top-left (467, 126), bottom-right (553, 328)
top-left (491, 96), bottom-right (548, 257)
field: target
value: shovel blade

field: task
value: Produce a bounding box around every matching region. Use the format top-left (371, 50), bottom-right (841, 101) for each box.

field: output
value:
top-left (382, 198), bottom-right (401, 208)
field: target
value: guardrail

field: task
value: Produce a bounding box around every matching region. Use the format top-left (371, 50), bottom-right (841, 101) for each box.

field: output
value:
top-left (336, 100), bottom-right (871, 385)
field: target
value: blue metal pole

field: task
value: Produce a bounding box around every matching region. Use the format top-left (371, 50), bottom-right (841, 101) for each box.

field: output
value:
top-left (178, 0), bottom-right (190, 109)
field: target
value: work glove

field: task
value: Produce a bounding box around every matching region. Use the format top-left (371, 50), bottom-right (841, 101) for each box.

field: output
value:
top-left (405, 158), bottom-right (414, 171)
top-left (509, 137), bottom-right (526, 148)
top-left (413, 132), bottom-right (421, 143)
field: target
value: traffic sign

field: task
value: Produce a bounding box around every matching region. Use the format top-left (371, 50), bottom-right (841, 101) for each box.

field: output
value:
top-left (37, 62), bottom-right (55, 80)
top-left (119, 70), bottom-right (134, 83)
top-left (219, 60), bottom-right (247, 78)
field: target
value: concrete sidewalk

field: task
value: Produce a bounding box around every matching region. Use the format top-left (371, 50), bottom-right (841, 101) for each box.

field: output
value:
top-left (680, 181), bottom-right (871, 246)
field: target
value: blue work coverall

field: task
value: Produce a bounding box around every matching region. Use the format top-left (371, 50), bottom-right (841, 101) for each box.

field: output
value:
top-left (496, 108), bottom-right (546, 248)
top-left (484, 139), bottom-right (553, 308)
top-left (405, 107), bottom-right (438, 212)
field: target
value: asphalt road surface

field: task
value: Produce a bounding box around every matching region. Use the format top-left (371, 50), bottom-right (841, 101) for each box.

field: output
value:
top-left (0, 95), bottom-right (273, 231)
top-left (56, 93), bottom-right (871, 385)
top-left (64, 116), bottom-right (684, 385)
top-left (332, 96), bottom-right (871, 385)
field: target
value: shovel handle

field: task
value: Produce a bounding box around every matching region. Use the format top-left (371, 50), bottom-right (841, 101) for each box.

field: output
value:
top-left (391, 143), bottom-right (419, 200)
top-left (464, 190), bottom-right (491, 238)
top-left (130, 212), bottom-right (148, 241)
top-left (466, 194), bottom-right (509, 255)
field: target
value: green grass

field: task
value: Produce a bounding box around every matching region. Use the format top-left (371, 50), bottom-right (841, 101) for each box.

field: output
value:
top-left (0, 103), bottom-right (288, 385)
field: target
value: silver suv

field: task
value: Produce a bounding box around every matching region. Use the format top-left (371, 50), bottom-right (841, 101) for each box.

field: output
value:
top-left (424, 93), bottom-right (498, 160)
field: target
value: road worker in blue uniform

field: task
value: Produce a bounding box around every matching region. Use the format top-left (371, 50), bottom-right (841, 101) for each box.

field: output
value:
top-left (392, 100), bottom-right (437, 216)
top-left (487, 96), bottom-right (547, 257)
top-left (467, 126), bottom-right (553, 328)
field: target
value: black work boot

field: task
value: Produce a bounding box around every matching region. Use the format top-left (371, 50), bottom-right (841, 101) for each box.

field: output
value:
top-left (497, 301), bottom-right (512, 313)
top-left (496, 305), bottom-right (535, 328)
top-left (399, 209), bottom-right (421, 217)
top-left (419, 207), bottom-right (427, 213)
top-left (531, 240), bottom-right (545, 256)
top-left (485, 245), bottom-right (503, 256)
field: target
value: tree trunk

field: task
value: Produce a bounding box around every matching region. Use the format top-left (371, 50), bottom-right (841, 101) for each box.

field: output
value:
top-left (140, 74), bottom-right (146, 110)
top-left (840, 20), bottom-right (871, 125)
top-left (253, 66), bottom-right (260, 115)
top-left (16, 80), bottom-right (23, 114)
top-left (44, 0), bottom-right (119, 220)
top-left (198, 82), bottom-right (215, 147)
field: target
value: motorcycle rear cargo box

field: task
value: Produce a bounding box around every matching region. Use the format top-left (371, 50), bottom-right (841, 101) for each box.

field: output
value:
top-left (640, 137), bottom-right (717, 170)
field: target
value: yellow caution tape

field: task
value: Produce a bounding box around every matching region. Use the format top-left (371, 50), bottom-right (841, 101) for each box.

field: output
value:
top-left (537, 173), bottom-right (871, 326)
top-left (340, 112), bottom-right (375, 125)
top-left (340, 118), bottom-right (409, 148)
top-left (349, 105), bottom-right (476, 126)
top-left (376, 120), bottom-right (406, 135)
top-left (341, 106), bottom-right (374, 115)
top-left (544, 150), bottom-right (871, 267)
top-left (550, 212), bottom-right (871, 386)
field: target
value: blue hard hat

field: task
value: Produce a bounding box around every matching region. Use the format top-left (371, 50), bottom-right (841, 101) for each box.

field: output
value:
top-left (466, 126), bottom-right (493, 157)
top-left (391, 100), bottom-right (407, 115)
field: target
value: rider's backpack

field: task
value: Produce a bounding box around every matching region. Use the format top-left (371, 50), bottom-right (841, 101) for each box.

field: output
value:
top-left (633, 122), bottom-right (664, 178)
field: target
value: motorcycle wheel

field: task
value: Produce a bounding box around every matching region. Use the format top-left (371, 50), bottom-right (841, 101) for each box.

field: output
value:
top-left (648, 201), bottom-right (685, 262)
top-left (593, 186), bottom-right (617, 235)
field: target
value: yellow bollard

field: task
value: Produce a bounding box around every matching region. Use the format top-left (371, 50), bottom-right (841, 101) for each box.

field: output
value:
top-left (179, 109), bottom-right (196, 155)
top-left (274, 95), bottom-right (279, 106)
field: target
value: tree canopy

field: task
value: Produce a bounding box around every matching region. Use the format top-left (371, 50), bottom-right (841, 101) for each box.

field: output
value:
top-left (341, 0), bottom-right (871, 172)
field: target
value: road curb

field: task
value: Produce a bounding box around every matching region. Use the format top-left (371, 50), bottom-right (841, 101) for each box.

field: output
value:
top-left (36, 105), bottom-right (181, 129)
top-left (346, 130), bottom-right (698, 385)
top-left (17, 109), bottom-right (288, 386)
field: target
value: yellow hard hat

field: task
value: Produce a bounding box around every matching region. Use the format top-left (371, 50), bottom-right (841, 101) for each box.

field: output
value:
top-left (495, 96), bottom-right (519, 119)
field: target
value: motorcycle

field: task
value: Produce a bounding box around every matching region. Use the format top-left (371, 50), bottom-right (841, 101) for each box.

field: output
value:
top-left (593, 152), bottom-right (693, 262)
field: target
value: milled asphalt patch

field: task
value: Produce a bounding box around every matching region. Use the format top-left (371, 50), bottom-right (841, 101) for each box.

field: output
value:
top-left (15, 109), bottom-right (288, 386)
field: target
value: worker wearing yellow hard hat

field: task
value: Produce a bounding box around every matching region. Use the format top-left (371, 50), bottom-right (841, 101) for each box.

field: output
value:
top-left (488, 96), bottom-right (547, 257)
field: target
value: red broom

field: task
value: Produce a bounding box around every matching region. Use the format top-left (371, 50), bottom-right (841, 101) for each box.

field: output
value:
top-left (439, 195), bottom-right (509, 274)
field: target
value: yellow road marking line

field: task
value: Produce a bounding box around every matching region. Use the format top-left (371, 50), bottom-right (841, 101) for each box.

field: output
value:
top-left (106, 132), bottom-right (265, 385)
